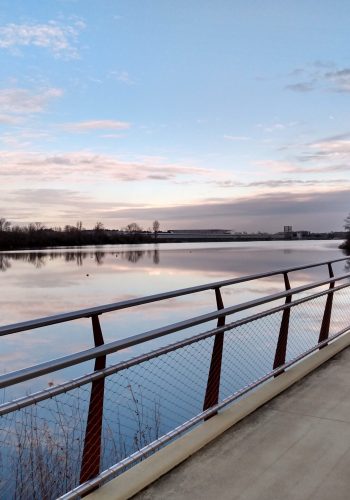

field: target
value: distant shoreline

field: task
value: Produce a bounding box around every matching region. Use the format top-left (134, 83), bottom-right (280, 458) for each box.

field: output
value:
top-left (0, 235), bottom-right (347, 253)
top-left (0, 223), bottom-right (348, 252)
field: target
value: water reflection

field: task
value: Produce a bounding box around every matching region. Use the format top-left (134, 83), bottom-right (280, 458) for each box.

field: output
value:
top-left (0, 241), bottom-right (347, 378)
top-left (0, 249), bottom-right (161, 271)
top-left (343, 248), bottom-right (350, 271)
top-left (0, 240), bottom-right (349, 499)
top-left (0, 254), bottom-right (11, 272)
top-left (1, 242), bottom-right (346, 275)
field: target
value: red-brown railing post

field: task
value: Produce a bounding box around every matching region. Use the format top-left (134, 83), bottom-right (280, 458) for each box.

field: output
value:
top-left (203, 287), bottom-right (225, 417)
top-left (80, 315), bottom-right (106, 488)
top-left (273, 273), bottom-right (292, 372)
top-left (318, 263), bottom-right (335, 348)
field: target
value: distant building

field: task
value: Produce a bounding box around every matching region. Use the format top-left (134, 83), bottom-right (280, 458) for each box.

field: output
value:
top-left (168, 229), bottom-right (232, 235)
top-left (157, 229), bottom-right (235, 241)
top-left (272, 227), bottom-right (311, 240)
top-left (296, 231), bottom-right (311, 239)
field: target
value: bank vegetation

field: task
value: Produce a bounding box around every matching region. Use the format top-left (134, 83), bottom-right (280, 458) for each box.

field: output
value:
top-left (0, 219), bottom-right (160, 251)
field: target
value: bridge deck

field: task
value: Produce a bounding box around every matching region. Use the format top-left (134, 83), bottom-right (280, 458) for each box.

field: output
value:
top-left (136, 346), bottom-right (350, 500)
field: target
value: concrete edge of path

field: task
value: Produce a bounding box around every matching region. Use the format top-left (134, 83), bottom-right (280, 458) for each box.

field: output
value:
top-left (86, 330), bottom-right (350, 500)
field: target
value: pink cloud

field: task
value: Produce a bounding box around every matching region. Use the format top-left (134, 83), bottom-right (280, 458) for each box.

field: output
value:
top-left (63, 120), bottom-right (131, 132)
top-left (0, 150), bottom-right (213, 183)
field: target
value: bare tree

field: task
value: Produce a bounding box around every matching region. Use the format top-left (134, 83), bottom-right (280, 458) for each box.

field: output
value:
top-left (125, 222), bottom-right (142, 233)
top-left (152, 220), bottom-right (160, 239)
top-left (0, 218), bottom-right (11, 231)
top-left (343, 213), bottom-right (350, 253)
top-left (94, 222), bottom-right (105, 232)
top-left (345, 213), bottom-right (350, 234)
top-left (28, 222), bottom-right (45, 232)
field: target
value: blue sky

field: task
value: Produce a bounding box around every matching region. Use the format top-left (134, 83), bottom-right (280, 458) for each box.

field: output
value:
top-left (1, 0), bottom-right (350, 232)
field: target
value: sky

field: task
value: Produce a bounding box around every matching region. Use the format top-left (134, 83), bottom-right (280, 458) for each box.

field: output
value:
top-left (0, 0), bottom-right (350, 233)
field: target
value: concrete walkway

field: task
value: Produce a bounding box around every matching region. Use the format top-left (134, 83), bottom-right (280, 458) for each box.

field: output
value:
top-left (136, 347), bottom-right (350, 500)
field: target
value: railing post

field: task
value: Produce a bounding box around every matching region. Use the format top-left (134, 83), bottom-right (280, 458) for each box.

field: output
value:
top-left (80, 315), bottom-right (106, 488)
top-left (203, 287), bottom-right (225, 417)
top-left (318, 263), bottom-right (335, 348)
top-left (273, 273), bottom-right (292, 373)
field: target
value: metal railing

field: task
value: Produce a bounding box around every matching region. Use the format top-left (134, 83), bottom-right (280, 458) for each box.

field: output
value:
top-left (0, 256), bottom-right (349, 499)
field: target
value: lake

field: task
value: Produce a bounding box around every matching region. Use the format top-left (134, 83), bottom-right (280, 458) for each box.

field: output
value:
top-left (0, 240), bottom-right (347, 380)
top-left (0, 239), bottom-right (349, 499)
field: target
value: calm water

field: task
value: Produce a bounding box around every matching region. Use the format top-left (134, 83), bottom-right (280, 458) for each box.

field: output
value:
top-left (0, 240), bottom-right (349, 498)
top-left (0, 240), bottom-right (347, 393)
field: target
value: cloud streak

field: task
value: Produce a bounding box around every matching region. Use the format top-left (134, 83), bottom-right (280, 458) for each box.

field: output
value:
top-left (63, 120), bottom-right (131, 132)
top-left (0, 150), bottom-right (213, 183)
top-left (286, 63), bottom-right (350, 94)
top-left (0, 87), bottom-right (63, 115)
top-left (82, 189), bottom-right (349, 232)
top-left (9, 188), bottom-right (148, 208)
top-left (110, 70), bottom-right (134, 85)
top-left (0, 113), bottom-right (23, 125)
top-left (255, 135), bottom-right (350, 176)
top-left (224, 135), bottom-right (250, 141)
top-left (3, 187), bottom-right (348, 232)
top-left (0, 20), bottom-right (85, 59)
top-left (255, 159), bottom-right (350, 174)
top-left (213, 178), bottom-right (350, 188)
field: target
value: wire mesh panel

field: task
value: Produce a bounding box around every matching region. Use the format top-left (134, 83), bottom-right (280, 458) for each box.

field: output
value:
top-left (0, 387), bottom-right (89, 499)
top-left (286, 294), bottom-right (328, 360)
top-left (220, 313), bottom-right (283, 400)
top-left (0, 265), bottom-right (349, 498)
top-left (329, 287), bottom-right (350, 336)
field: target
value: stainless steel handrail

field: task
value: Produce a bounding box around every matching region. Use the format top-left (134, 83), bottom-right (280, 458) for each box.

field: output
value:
top-left (0, 256), bottom-right (348, 336)
top-left (60, 322), bottom-right (350, 500)
top-left (1, 256), bottom-right (349, 500)
top-left (0, 273), bottom-right (349, 389)
top-left (1, 280), bottom-right (349, 416)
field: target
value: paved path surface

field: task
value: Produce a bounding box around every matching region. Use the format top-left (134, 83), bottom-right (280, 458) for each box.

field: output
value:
top-left (136, 347), bottom-right (350, 500)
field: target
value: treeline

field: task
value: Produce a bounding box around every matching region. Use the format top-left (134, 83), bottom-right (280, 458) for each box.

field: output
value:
top-left (0, 248), bottom-right (161, 272)
top-left (340, 213), bottom-right (350, 254)
top-left (0, 219), bottom-right (160, 251)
